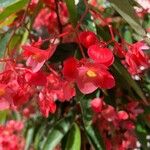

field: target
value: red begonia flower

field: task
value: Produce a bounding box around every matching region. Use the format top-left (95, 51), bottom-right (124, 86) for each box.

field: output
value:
top-left (63, 57), bottom-right (115, 94)
top-left (76, 62), bottom-right (115, 94)
top-left (79, 31), bottom-right (99, 48)
top-left (22, 44), bottom-right (56, 72)
top-left (88, 44), bottom-right (114, 67)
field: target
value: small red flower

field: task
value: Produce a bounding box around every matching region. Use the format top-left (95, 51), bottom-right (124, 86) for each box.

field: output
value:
top-left (88, 44), bottom-right (114, 67)
top-left (118, 111), bottom-right (128, 120)
top-left (79, 31), bottom-right (99, 48)
top-left (22, 44), bottom-right (56, 72)
top-left (125, 41), bottom-right (149, 74)
top-left (90, 98), bottom-right (103, 113)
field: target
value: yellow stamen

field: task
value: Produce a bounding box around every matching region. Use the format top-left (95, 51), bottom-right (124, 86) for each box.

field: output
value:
top-left (32, 54), bottom-right (40, 60)
top-left (86, 70), bottom-right (97, 77)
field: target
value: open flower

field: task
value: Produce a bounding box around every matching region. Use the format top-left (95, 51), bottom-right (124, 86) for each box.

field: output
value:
top-left (63, 57), bottom-right (115, 94)
top-left (22, 44), bottom-right (56, 72)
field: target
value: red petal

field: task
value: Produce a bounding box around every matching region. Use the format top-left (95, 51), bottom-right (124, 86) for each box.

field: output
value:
top-left (62, 57), bottom-right (78, 81)
top-left (79, 31), bottom-right (99, 48)
top-left (88, 44), bottom-right (114, 66)
top-left (90, 98), bottom-right (103, 113)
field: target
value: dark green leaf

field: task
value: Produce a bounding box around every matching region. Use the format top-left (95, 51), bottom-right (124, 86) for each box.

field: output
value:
top-left (65, 0), bottom-right (78, 27)
top-left (77, 0), bottom-right (96, 32)
top-left (136, 122), bottom-right (148, 150)
top-left (0, 31), bottom-right (13, 58)
top-left (65, 123), bottom-right (81, 150)
top-left (79, 94), bottom-right (105, 150)
top-left (43, 114), bottom-right (74, 150)
top-left (34, 124), bottom-right (46, 150)
top-left (85, 125), bottom-right (105, 150)
top-left (109, 0), bottom-right (146, 37)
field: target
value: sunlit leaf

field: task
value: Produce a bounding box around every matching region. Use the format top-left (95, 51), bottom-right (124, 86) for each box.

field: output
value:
top-left (65, 123), bottom-right (81, 150)
top-left (109, 0), bottom-right (146, 37)
top-left (0, 0), bottom-right (28, 22)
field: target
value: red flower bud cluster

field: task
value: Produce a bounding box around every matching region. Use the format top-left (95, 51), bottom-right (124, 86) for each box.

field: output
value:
top-left (91, 98), bottom-right (143, 150)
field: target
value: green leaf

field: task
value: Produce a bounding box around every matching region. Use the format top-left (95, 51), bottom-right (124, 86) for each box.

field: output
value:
top-left (34, 124), bottom-right (46, 150)
top-left (79, 94), bottom-right (105, 150)
top-left (0, 31), bottom-right (13, 58)
top-left (43, 115), bottom-right (74, 150)
top-left (65, 0), bottom-right (78, 27)
top-left (0, 14), bottom-right (17, 28)
top-left (136, 122), bottom-right (148, 150)
top-left (0, 0), bottom-right (28, 22)
top-left (0, 110), bottom-right (7, 124)
top-left (109, 0), bottom-right (146, 37)
top-left (65, 123), bottom-right (81, 150)
top-left (0, 0), bottom-right (20, 8)
top-left (113, 58), bottom-right (147, 104)
top-left (77, 0), bottom-right (96, 32)
top-left (24, 127), bottom-right (35, 150)
top-left (85, 125), bottom-right (105, 150)
top-left (124, 27), bottom-right (133, 43)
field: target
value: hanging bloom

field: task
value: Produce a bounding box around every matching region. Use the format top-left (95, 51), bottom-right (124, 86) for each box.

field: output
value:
top-left (63, 58), bottom-right (115, 94)
top-left (22, 44), bottom-right (56, 72)
top-left (125, 41), bottom-right (149, 74)
top-left (88, 44), bottom-right (114, 67)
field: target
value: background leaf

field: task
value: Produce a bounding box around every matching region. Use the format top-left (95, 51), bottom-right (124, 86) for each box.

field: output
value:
top-left (79, 93), bottom-right (106, 150)
top-left (65, 123), bottom-right (81, 150)
top-left (65, 0), bottom-right (78, 27)
top-left (0, 31), bottom-right (13, 58)
top-left (109, 0), bottom-right (146, 37)
top-left (43, 114), bottom-right (74, 150)
top-left (0, 0), bottom-right (28, 22)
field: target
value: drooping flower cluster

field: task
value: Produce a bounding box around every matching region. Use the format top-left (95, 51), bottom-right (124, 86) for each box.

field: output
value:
top-left (91, 98), bottom-right (143, 150)
top-left (0, 120), bottom-right (25, 150)
top-left (114, 41), bottom-right (150, 75)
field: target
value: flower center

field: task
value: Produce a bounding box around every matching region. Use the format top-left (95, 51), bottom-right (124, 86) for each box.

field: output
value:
top-left (0, 88), bottom-right (5, 96)
top-left (32, 54), bottom-right (40, 60)
top-left (86, 70), bottom-right (97, 77)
